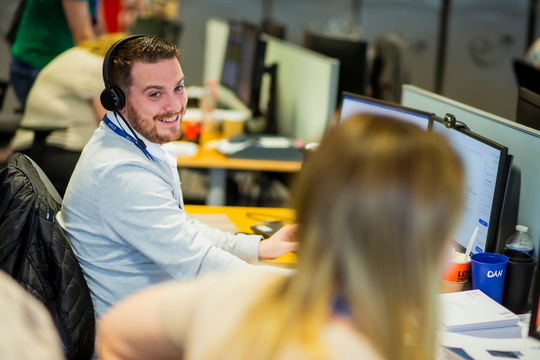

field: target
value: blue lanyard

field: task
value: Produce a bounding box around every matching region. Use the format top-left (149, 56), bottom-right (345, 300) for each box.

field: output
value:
top-left (103, 115), bottom-right (154, 162)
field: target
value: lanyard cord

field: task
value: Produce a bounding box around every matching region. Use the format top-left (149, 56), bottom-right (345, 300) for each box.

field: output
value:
top-left (103, 114), bottom-right (154, 162)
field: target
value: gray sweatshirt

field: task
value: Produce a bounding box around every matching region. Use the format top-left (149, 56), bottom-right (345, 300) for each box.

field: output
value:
top-left (58, 112), bottom-right (260, 319)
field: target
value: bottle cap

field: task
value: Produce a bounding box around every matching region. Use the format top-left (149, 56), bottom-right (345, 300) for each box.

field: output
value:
top-left (516, 225), bottom-right (528, 232)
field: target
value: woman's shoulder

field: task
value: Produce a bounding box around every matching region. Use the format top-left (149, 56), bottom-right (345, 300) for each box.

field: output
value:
top-left (322, 317), bottom-right (384, 360)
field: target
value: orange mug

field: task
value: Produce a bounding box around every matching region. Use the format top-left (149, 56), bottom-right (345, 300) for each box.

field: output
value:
top-left (442, 260), bottom-right (471, 282)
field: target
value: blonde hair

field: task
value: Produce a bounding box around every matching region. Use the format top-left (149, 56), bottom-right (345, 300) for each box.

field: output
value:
top-left (208, 114), bottom-right (465, 360)
top-left (78, 32), bottom-right (128, 57)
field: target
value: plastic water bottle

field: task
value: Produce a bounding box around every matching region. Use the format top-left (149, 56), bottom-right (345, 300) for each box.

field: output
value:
top-left (505, 225), bottom-right (534, 256)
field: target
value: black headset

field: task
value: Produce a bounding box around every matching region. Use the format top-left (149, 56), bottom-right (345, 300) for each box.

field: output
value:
top-left (100, 34), bottom-right (146, 111)
top-left (100, 34), bottom-right (149, 150)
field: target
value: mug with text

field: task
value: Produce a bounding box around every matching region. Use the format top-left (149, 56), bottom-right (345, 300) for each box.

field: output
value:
top-left (471, 252), bottom-right (509, 303)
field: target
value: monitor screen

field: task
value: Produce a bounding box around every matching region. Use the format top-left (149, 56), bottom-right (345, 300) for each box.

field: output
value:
top-left (221, 21), bottom-right (243, 92)
top-left (305, 33), bottom-right (368, 108)
top-left (220, 21), bottom-right (265, 114)
top-left (432, 119), bottom-right (509, 254)
top-left (339, 92), bottom-right (432, 131)
top-left (516, 86), bottom-right (540, 132)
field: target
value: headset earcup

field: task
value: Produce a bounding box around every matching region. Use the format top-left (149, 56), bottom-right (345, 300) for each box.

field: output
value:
top-left (100, 86), bottom-right (125, 111)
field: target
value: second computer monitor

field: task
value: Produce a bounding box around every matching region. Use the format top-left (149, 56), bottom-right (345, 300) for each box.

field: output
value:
top-left (339, 92), bottom-right (432, 131)
top-left (305, 32), bottom-right (368, 108)
top-left (432, 119), bottom-right (509, 254)
top-left (221, 20), bottom-right (265, 114)
top-left (516, 86), bottom-right (540, 132)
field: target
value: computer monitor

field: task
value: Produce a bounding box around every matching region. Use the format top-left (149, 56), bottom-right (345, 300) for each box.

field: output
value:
top-left (513, 59), bottom-right (540, 97)
top-left (516, 86), bottom-right (540, 132)
top-left (262, 20), bottom-right (286, 40)
top-left (261, 35), bottom-right (339, 143)
top-left (339, 92), bottom-right (432, 131)
top-left (305, 32), bottom-right (368, 108)
top-left (220, 20), bottom-right (266, 114)
top-left (431, 118), bottom-right (510, 255)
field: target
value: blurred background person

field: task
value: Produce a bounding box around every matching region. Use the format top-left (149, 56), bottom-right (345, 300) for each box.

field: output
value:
top-left (8, 0), bottom-right (98, 109)
top-left (97, 114), bottom-right (466, 360)
top-left (0, 270), bottom-right (64, 360)
top-left (9, 33), bottom-right (124, 196)
top-left (525, 36), bottom-right (540, 70)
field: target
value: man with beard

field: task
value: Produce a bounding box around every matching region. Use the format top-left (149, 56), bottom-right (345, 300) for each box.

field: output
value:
top-left (58, 36), bottom-right (297, 320)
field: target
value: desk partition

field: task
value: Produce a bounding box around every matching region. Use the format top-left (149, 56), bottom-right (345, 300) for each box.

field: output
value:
top-left (402, 85), bottom-right (540, 260)
top-left (261, 35), bottom-right (339, 144)
top-left (203, 18), bottom-right (230, 84)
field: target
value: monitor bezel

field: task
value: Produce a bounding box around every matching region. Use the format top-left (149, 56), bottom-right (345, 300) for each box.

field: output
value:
top-left (529, 261), bottom-right (540, 340)
top-left (431, 117), bottom-right (510, 254)
top-left (338, 91), bottom-right (434, 131)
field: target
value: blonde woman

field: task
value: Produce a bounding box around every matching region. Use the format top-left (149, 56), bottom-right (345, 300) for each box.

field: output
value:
top-left (98, 114), bottom-right (465, 360)
top-left (10, 33), bottom-right (125, 196)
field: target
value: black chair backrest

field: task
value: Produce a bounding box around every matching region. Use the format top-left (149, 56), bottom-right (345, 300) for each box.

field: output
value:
top-left (0, 153), bottom-right (95, 360)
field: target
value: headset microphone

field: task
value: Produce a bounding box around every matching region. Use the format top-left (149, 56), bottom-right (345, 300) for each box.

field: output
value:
top-left (101, 34), bottom-right (148, 150)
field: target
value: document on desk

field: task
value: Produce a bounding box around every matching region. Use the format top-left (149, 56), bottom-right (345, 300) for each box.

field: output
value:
top-left (437, 331), bottom-right (540, 360)
top-left (188, 213), bottom-right (240, 234)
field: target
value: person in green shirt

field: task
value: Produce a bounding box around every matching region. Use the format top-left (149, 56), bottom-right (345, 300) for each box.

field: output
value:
top-left (9, 0), bottom-right (96, 108)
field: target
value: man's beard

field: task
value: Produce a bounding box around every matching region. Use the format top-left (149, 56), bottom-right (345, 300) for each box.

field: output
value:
top-left (124, 101), bottom-right (183, 144)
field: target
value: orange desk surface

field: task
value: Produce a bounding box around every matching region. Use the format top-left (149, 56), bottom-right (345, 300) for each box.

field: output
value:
top-left (176, 144), bottom-right (302, 172)
top-left (184, 205), bottom-right (297, 266)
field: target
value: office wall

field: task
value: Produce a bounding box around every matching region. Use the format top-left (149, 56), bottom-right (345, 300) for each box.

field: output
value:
top-left (0, 0), bottom-right (538, 119)
top-left (177, 0), bottom-right (537, 121)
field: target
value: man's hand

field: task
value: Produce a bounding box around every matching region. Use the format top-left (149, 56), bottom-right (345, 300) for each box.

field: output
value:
top-left (258, 224), bottom-right (299, 260)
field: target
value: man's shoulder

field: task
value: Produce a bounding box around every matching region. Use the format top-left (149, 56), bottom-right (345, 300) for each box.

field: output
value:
top-left (81, 125), bottom-right (151, 168)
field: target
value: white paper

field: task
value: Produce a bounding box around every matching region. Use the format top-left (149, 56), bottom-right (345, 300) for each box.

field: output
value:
top-left (438, 331), bottom-right (540, 360)
top-left (439, 290), bottom-right (519, 332)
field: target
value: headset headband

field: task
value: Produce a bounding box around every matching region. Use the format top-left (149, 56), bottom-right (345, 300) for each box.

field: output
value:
top-left (102, 34), bottom-right (146, 89)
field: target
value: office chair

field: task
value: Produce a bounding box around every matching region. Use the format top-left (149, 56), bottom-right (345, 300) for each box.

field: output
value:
top-left (0, 153), bottom-right (95, 360)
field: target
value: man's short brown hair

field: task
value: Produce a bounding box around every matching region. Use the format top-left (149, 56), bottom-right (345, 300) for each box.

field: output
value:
top-left (108, 36), bottom-right (181, 95)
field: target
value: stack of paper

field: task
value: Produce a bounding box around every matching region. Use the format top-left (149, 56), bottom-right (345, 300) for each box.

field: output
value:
top-left (439, 290), bottom-right (522, 339)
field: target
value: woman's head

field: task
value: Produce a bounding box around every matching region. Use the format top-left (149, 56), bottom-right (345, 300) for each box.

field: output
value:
top-left (291, 114), bottom-right (465, 359)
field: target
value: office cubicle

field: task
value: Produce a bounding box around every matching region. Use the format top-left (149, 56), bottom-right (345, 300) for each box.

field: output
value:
top-left (203, 19), bottom-right (339, 144)
top-left (261, 35), bottom-right (339, 144)
top-left (402, 85), bottom-right (540, 259)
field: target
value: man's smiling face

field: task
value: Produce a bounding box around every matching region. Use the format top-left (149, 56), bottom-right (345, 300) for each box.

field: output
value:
top-left (121, 58), bottom-right (187, 144)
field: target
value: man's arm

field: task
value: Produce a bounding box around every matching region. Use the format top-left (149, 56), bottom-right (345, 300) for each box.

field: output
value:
top-left (62, 0), bottom-right (94, 45)
top-left (188, 219), bottom-right (298, 262)
top-left (259, 224), bottom-right (298, 260)
top-left (100, 164), bottom-right (253, 280)
top-left (98, 282), bottom-right (183, 360)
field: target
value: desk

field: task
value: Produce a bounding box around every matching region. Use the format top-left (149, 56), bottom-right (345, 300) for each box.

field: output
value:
top-left (184, 204), bottom-right (297, 266)
top-left (177, 142), bottom-right (302, 206)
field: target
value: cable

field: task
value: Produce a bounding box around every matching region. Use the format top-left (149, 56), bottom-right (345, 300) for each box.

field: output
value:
top-left (115, 110), bottom-right (147, 149)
